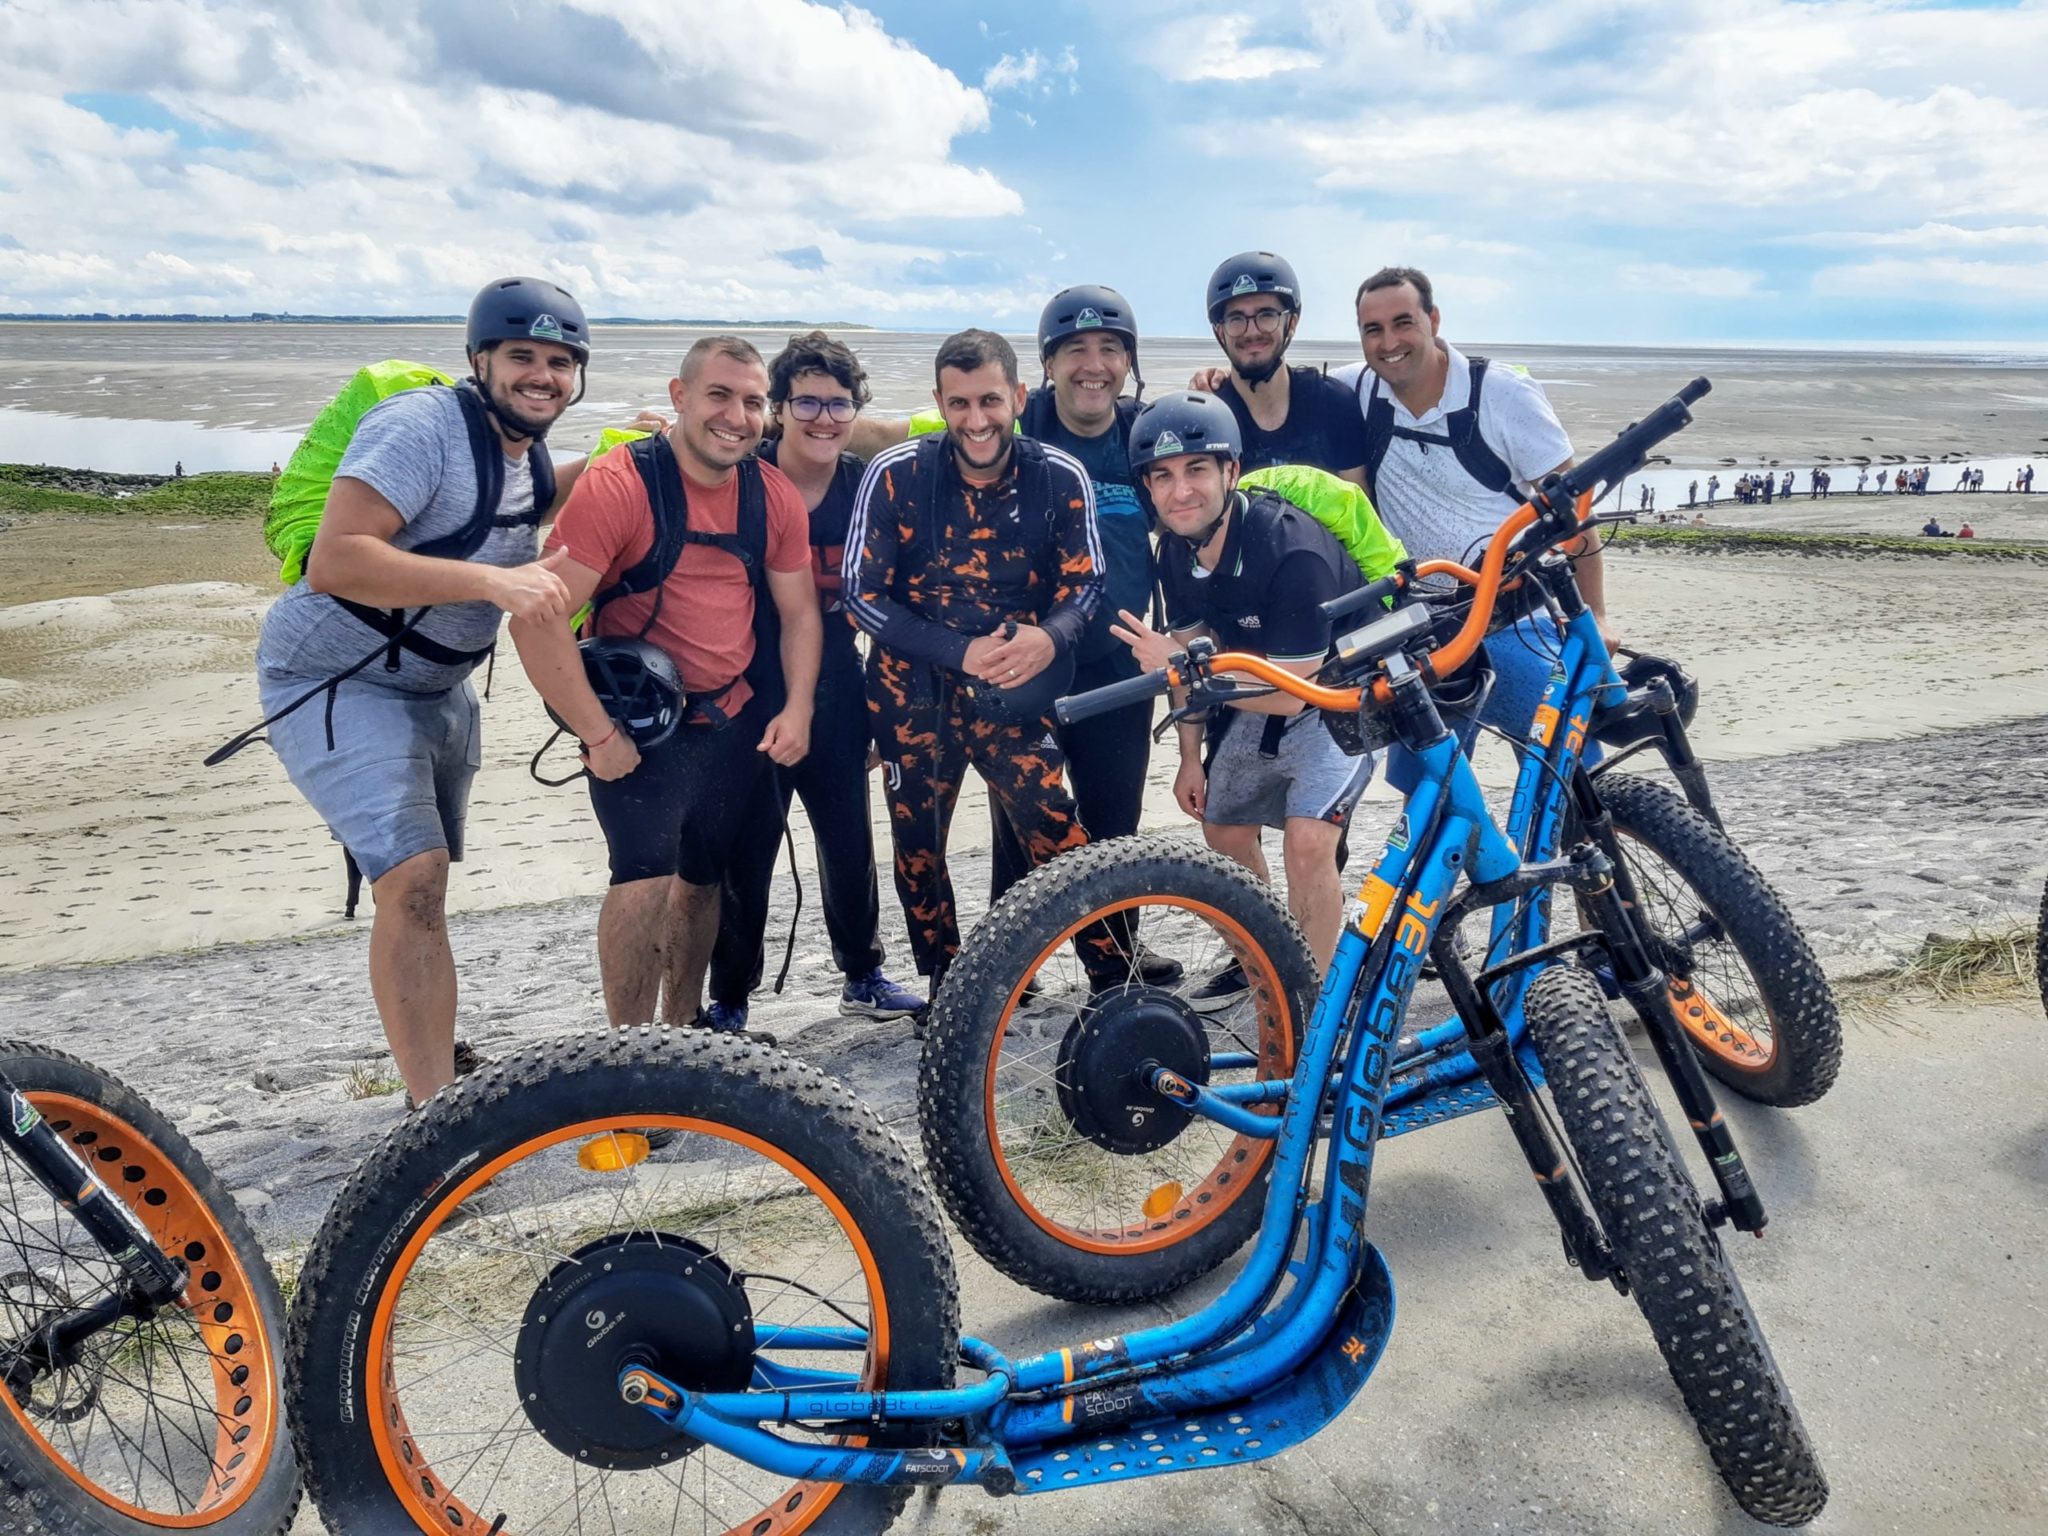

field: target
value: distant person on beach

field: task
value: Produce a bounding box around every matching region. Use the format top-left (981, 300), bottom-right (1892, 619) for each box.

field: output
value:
top-left (1857, 466), bottom-right (1869, 493)
top-left (1921, 517), bottom-right (1946, 536)
top-left (173, 460), bottom-right (183, 479)
top-left (2023, 464), bottom-right (2035, 492)
top-left (1897, 468), bottom-right (1909, 494)
top-left (516, 334), bottom-right (821, 1036)
top-left (253, 276), bottom-right (595, 1105)
top-left (1959, 522), bottom-right (1976, 538)
top-left (1340, 265), bottom-right (1593, 742)
top-left (1780, 470), bottom-right (1793, 499)
top-left (1762, 471), bottom-right (1774, 504)
top-left (1689, 478), bottom-right (1698, 506)
top-left (1707, 473), bottom-right (1719, 504)
top-left (1183, 251), bottom-right (1369, 481)
top-left (1972, 468), bottom-right (1985, 492)
top-left (271, 460), bottom-right (281, 477)
top-left (1692, 511), bottom-right (1708, 526)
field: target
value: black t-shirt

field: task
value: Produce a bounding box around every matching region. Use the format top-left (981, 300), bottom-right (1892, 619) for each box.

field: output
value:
top-left (1216, 366), bottom-right (1370, 476)
top-left (758, 439), bottom-right (862, 654)
top-left (1158, 490), bottom-right (1363, 662)
top-left (1021, 388), bottom-right (1151, 661)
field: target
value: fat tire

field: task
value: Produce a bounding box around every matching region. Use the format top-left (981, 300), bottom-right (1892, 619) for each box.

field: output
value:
top-left (1598, 774), bottom-right (1842, 1106)
top-left (0, 1042), bottom-right (301, 1536)
top-left (2036, 873), bottom-right (2047, 1015)
top-left (1524, 969), bottom-right (1828, 1526)
top-left (287, 1028), bottom-right (958, 1536)
top-left (920, 835), bottom-right (1317, 1304)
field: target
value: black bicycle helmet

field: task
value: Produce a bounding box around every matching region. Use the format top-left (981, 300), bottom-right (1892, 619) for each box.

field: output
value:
top-left (1205, 251), bottom-right (1300, 324)
top-left (1128, 392), bottom-right (1242, 474)
top-left (467, 276), bottom-right (591, 366)
top-left (1038, 284), bottom-right (1140, 382)
top-left (546, 637), bottom-right (682, 750)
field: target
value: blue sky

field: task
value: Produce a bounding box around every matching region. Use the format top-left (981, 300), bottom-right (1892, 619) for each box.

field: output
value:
top-left (2, 0), bottom-right (2045, 343)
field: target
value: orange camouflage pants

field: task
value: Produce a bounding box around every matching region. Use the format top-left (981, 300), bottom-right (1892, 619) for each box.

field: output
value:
top-left (868, 650), bottom-right (1114, 981)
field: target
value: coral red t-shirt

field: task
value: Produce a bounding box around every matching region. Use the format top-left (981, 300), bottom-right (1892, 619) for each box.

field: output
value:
top-left (547, 443), bottom-right (810, 716)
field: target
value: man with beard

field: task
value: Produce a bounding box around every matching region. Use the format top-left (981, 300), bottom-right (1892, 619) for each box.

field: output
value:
top-left (514, 336), bottom-right (821, 1032)
top-left (255, 277), bottom-right (591, 1105)
top-left (1188, 251), bottom-right (1370, 483)
top-left (846, 328), bottom-right (1113, 992)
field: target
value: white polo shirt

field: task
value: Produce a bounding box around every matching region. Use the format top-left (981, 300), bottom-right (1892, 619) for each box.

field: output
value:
top-left (1334, 343), bottom-right (1573, 569)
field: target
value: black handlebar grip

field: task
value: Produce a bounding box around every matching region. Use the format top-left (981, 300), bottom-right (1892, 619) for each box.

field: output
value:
top-left (1319, 573), bottom-right (1404, 626)
top-left (1055, 666), bottom-right (1170, 726)
top-left (1677, 376), bottom-right (1712, 406)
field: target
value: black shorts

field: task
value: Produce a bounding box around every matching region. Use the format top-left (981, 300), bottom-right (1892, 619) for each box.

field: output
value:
top-left (586, 712), bottom-right (769, 886)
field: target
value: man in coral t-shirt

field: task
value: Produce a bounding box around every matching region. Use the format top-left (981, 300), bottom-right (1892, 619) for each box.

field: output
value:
top-left (512, 336), bottom-right (820, 1030)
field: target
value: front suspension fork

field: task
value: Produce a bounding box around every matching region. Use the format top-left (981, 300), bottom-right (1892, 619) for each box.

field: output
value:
top-left (1564, 845), bottom-right (1767, 1233)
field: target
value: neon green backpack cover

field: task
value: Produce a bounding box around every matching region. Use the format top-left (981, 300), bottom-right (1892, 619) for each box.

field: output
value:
top-left (266, 360), bottom-right (456, 584)
top-left (1240, 463), bottom-right (1407, 580)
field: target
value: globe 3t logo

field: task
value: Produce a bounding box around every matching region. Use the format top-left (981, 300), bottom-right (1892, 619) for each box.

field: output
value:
top-left (584, 1307), bottom-right (626, 1348)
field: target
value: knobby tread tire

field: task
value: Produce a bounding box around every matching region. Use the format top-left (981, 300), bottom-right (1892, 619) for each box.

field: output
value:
top-left (2036, 873), bottom-right (2046, 1015)
top-left (919, 835), bottom-right (1317, 1304)
top-left (286, 1028), bottom-right (958, 1536)
top-left (1524, 969), bottom-right (1828, 1527)
top-left (0, 1042), bottom-right (301, 1536)
top-left (1599, 774), bottom-right (1843, 1106)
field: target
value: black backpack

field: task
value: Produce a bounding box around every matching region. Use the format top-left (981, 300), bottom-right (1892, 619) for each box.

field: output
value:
top-left (601, 434), bottom-right (778, 726)
top-left (1357, 356), bottom-right (1519, 510)
top-left (326, 380), bottom-right (556, 673)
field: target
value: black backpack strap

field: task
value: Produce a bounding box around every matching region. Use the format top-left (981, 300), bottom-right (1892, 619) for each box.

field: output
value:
top-left (737, 458), bottom-right (785, 716)
top-left (1442, 356), bottom-right (1517, 499)
top-left (1358, 370), bottom-right (1394, 503)
top-left (593, 435), bottom-right (689, 625)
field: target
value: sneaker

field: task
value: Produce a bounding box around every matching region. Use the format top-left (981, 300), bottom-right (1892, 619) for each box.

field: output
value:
top-left (451, 1039), bottom-right (483, 1077)
top-left (687, 1006), bottom-right (778, 1050)
top-left (839, 969), bottom-right (927, 1021)
top-left (1132, 945), bottom-right (1186, 988)
top-left (1186, 960), bottom-right (1250, 1014)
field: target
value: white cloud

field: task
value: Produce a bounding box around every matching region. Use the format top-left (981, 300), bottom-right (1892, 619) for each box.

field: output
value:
top-left (1617, 263), bottom-right (1765, 299)
top-left (982, 45), bottom-right (1080, 96)
top-left (1793, 223), bottom-right (2048, 252)
top-left (0, 0), bottom-right (1027, 316)
top-left (1812, 257), bottom-right (2048, 302)
top-left (1149, 14), bottom-right (1317, 82)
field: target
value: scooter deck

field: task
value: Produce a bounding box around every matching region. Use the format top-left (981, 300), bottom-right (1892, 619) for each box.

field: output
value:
top-left (1005, 1244), bottom-right (1396, 1494)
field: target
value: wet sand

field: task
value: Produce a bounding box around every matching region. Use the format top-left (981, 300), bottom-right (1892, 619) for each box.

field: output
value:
top-left (4, 504), bottom-right (2048, 970)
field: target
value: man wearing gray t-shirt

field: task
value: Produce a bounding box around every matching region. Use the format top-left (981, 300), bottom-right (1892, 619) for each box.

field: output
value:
top-left (1339, 266), bottom-right (1596, 744)
top-left (254, 277), bottom-right (593, 1105)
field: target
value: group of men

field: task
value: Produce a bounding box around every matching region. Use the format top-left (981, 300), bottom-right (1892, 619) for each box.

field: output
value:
top-left (252, 256), bottom-right (1586, 1106)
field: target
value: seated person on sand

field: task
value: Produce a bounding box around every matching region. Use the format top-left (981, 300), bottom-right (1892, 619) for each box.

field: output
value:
top-left (1921, 518), bottom-right (1946, 537)
top-left (1959, 522), bottom-right (1976, 539)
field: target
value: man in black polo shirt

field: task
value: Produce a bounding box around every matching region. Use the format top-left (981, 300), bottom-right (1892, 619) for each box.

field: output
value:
top-left (1111, 392), bottom-right (1381, 983)
top-left (1189, 251), bottom-right (1370, 482)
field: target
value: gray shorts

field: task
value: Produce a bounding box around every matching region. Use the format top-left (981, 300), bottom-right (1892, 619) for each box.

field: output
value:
top-left (1204, 709), bottom-right (1373, 830)
top-left (259, 669), bottom-right (482, 882)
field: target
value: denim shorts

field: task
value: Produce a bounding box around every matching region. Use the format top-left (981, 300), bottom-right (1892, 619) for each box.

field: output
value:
top-left (259, 669), bottom-right (482, 882)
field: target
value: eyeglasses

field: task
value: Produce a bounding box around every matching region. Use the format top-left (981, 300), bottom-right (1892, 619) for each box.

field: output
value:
top-left (785, 395), bottom-right (860, 423)
top-left (1221, 306), bottom-right (1289, 337)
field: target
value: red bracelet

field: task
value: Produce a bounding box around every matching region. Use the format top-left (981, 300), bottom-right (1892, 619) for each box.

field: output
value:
top-left (586, 725), bottom-right (617, 750)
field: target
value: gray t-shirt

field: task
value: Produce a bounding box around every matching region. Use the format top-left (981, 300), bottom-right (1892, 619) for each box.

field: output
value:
top-left (256, 387), bottom-right (540, 694)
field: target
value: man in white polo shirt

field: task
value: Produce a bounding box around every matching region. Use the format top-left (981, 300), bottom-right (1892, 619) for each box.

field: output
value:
top-left (1335, 265), bottom-right (1603, 741)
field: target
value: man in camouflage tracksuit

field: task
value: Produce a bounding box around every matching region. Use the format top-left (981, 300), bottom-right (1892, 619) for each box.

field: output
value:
top-left (845, 328), bottom-right (1112, 991)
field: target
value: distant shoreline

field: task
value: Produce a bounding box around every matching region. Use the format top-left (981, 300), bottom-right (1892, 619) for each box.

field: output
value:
top-left (0, 314), bottom-right (880, 329)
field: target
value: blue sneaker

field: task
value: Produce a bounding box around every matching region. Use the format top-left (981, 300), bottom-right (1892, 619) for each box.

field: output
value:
top-left (839, 969), bottom-right (926, 1021)
top-left (705, 1000), bottom-right (750, 1032)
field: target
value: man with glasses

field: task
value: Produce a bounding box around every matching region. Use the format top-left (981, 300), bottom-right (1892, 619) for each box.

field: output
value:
top-left (1189, 251), bottom-right (1370, 484)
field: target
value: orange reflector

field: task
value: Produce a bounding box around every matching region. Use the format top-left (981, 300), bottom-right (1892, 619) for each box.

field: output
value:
top-left (1143, 1182), bottom-right (1184, 1219)
top-left (578, 1131), bottom-right (652, 1172)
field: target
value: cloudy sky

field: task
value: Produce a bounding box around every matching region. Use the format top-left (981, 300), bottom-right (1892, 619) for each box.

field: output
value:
top-left (2, 0), bottom-right (2044, 343)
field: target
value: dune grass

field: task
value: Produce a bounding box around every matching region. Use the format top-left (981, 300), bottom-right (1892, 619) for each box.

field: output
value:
top-left (0, 463), bottom-right (272, 519)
